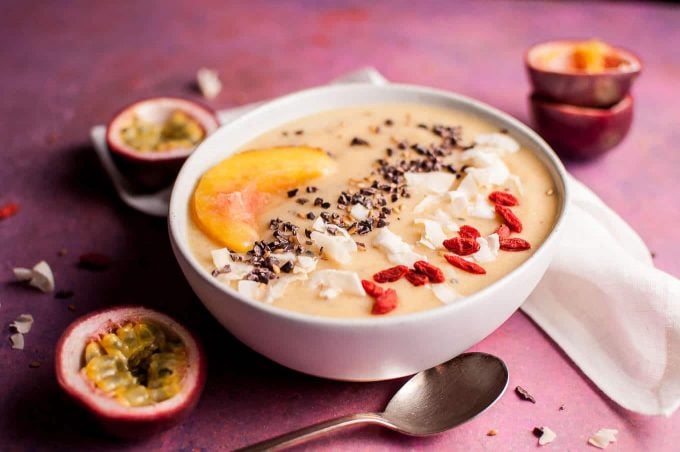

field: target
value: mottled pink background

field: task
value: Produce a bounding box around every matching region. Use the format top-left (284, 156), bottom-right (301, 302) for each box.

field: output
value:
top-left (1, 1), bottom-right (679, 450)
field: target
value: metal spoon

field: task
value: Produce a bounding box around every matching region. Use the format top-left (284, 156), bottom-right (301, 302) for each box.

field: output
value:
top-left (238, 352), bottom-right (509, 451)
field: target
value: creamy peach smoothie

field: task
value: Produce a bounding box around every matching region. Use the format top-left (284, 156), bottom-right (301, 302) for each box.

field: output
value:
top-left (188, 104), bottom-right (559, 318)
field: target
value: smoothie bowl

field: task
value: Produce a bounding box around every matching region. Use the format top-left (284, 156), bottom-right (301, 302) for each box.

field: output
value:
top-left (169, 84), bottom-right (569, 380)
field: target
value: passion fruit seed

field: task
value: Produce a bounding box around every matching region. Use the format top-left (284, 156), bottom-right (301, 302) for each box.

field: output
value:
top-left (120, 109), bottom-right (205, 152)
top-left (83, 321), bottom-right (187, 407)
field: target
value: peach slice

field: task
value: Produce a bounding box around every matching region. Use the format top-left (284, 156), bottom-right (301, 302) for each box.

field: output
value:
top-left (193, 146), bottom-right (336, 252)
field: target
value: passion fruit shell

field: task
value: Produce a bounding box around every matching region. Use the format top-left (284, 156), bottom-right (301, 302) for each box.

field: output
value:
top-left (55, 306), bottom-right (206, 438)
top-left (526, 40), bottom-right (641, 108)
top-left (530, 94), bottom-right (634, 160)
top-left (106, 97), bottom-right (220, 191)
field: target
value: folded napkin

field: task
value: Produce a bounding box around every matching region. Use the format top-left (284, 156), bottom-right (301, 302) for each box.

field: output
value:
top-left (91, 67), bottom-right (680, 416)
top-left (523, 176), bottom-right (680, 416)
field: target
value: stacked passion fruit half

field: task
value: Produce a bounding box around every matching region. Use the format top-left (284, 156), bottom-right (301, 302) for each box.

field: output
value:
top-left (56, 307), bottom-right (205, 438)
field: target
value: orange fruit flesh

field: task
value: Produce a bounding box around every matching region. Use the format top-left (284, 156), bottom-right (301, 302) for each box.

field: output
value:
top-left (193, 146), bottom-right (336, 252)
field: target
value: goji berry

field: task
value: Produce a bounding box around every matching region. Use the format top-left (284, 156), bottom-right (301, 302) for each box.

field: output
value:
top-left (443, 237), bottom-right (480, 256)
top-left (414, 260), bottom-right (446, 283)
top-left (499, 238), bottom-right (531, 251)
top-left (405, 269), bottom-right (429, 286)
top-left (372, 265), bottom-right (409, 283)
top-left (459, 225), bottom-right (481, 240)
top-left (361, 279), bottom-right (385, 297)
top-left (0, 202), bottom-right (19, 220)
top-left (495, 204), bottom-right (523, 233)
top-left (489, 191), bottom-right (519, 206)
top-left (444, 254), bottom-right (487, 274)
top-left (495, 224), bottom-right (511, 240)
top-left (372, 288), bottom-right (398, 315)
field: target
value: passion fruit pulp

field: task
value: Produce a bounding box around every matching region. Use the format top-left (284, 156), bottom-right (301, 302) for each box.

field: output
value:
top-left (526, 39), bottom-right (641, 108)
top-left (56, 306), bottom-right (206, 438)
top-left (105, 97), bottom-right (219, 191)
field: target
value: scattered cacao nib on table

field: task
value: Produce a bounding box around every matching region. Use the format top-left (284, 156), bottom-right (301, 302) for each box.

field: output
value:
top-left (77, 253), bottom-right (112, 271)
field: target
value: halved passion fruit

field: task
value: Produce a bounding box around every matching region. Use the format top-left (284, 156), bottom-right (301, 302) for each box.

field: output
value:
top-left (55, 306), bottom-right (206, 438)
top-left (530, 94), bottom-right (633, 160)
top-left (106, 97), bottom-right (220, 190)
top-left (526, 39), bottom-right (641, 108)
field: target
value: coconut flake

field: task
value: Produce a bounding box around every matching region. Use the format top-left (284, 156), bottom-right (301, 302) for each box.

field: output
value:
top-left (474, 132), bottom-right (520, 154)
top-left (10, 314), bottom-right (34, 334)
top-left (588, 429), bottom-right (618, 449)
top-left (295, 255), bottom-right (318, 274)
top-left (468, 196), bottom-right (496, 219)
top-left (472, 233), bottom-right (500, 263)
top-left (10, 333), bottom-right (24, 350)
top-left (414, 219), bottom-right (448, 250)
top-left (431, 209), bottom-right (459, 232)
top-left (13, 261), bottom-right (54, 293)
top-left (509, 174), bottom-right (525, 196)
top-left (310, 225), bottom-right (357, 265)
top-left (413, 194), bottom-right (442, 214)
top-left (13, 268), bottom-right (33, 281)
top-left (312, 216), bottom-right (326, 232)
top-left (263, 274), bottom-right (307, 304)
top-left (448, 190), bottom-right (470, 216)
top-left (537, 427), bottom-right (557, 446)
top-left (350, 203), bottom-right (370, 221)
top-left (211, 249), bottom-right (253, 279)
top-left (309, 270), bottom-right (365, 299)
top-left (196, 67), bottom-right (222, 99)
top-left (405, 172), bottom-right (456, 194)
top-left (431, 283), bottom-right (461, 304)
top-left (373, 227), bottom-right (427, 267)
top-left (237, 280), bottom-right (263, 300)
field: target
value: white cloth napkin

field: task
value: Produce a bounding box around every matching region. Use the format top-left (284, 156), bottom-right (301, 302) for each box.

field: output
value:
top-left (523, 176), bottom-right (680, 416)
top-left (90, 67), bottom-right (680, 416)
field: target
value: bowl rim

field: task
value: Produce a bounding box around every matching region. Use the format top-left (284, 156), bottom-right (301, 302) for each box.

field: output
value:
top-left (169, 83), bottom-right (571, 327)
top-left (530, 94), bottom-right (634, 117)
top-left (106, 96), bottom-right (220, 163)
top-left (525, 39), bottom-right (642, 77)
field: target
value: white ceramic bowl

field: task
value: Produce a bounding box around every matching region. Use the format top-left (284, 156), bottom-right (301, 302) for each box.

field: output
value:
top-left (169, 84), bottom-right (570, 381)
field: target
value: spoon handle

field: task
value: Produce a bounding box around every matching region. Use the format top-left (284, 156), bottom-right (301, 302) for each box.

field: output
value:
top-left (236, 412), bottom-right (390, 451)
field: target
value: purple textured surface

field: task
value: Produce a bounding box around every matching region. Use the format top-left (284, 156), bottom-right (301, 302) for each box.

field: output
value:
top-left (1, 0), bottom-right (679, 450)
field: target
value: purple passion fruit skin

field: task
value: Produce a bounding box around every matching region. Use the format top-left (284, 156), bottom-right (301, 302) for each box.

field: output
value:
top-left (105, 97), bottom-right (220, 191)
top-left (55, 306), bottom-right (206, 438)
top-left (530, 94), bottom-right (633, 160)
top-left (526, 40), bottom-right (641, 108)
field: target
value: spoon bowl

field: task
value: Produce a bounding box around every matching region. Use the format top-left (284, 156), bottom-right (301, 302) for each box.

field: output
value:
top-left (383, 352), bottom-right (509, 435)
top-left (239, 352), bottom-right (508, 450)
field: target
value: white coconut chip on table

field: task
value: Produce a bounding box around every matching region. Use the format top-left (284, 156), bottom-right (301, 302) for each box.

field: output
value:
top-left (588, 429), bottom-right (618, 449)
top-left (10, 314), bottom-right (34, 334)
top-left (414, 219), bottom-right (448, 250)
top-left (10, 333), bottom-right (25, 350)
top-left (372, 227), bottom-right (427, 267)
top-left (13, 261), bottom-right (55, 293)
top-left (196, 68), bottom-right (222, 99)
top-left (536, 427), bottom-right (557, 446)
top-left (309, 270), bottom-right (365, 300)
